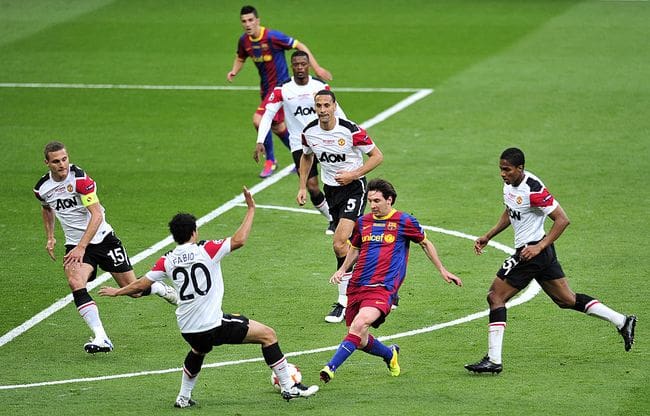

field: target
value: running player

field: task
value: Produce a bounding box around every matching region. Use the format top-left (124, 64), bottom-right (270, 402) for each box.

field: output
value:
top-left (319, 178), bottom-right (462, 383)
top-left (465, 147), bottom-right (637, 374)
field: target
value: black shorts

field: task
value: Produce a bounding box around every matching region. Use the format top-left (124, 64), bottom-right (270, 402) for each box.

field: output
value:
top-left (292, 150), bottom-right (319, 179)
top-left (496, 242), bottom-right (565, 290)
top-left (323, 177), bottom-right (367, 223)
top-left (65, 232), bottom-right (133, 282)
top-left (181, 314), bottom-right (250, 354)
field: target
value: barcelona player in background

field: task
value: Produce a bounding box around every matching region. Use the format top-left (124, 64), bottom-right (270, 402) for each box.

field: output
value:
top-left (319, 178), bottom-right (463, 383)
top-left (227, 5), bottom-right (332, 178)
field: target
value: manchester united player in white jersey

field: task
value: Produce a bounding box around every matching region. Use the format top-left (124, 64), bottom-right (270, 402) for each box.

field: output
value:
top-left (100, 188), bottom-right (318, 408)
top-left (34, 141), bottom-right (178, 354)
top-left (465, 148), bottom-right (636, 374)
top-left (297, 89), bottom-right (384, 323)
top-left (255, 50), bottom-right (347, 234)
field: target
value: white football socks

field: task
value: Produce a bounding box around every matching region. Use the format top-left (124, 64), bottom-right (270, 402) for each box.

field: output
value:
top-left (487, 322), bottom-right (506, 364)
top-left (315, 200), bottom-right (332, 221)
top-left (271, 357), bottom-right (294, 390)
top-left (584, 300), bottom-right (626, 329)
top-left (178, 368), bottom-right (198, 399)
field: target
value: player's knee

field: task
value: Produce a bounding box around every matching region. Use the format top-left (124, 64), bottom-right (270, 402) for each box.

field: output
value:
top-left (66, 272), bottom-right (88, 291)
top-left (260, 325), bottom-right (278, 345)
top-left (349, 322), bottom-right (367, 336)
top-left (486, 290), bottom-right (502, 307)
top-left (307, 179), bottom-right (320, 194)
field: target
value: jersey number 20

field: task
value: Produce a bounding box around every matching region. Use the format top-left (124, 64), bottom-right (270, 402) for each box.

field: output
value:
top-left (172, 264), bottom-right (212, 301)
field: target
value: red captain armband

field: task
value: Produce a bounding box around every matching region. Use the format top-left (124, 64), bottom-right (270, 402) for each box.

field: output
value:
top-left (530, 188), bottom-right (555, 207)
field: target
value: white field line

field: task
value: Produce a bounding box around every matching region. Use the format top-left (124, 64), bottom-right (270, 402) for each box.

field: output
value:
top-left (0, 82), bottom-right (426, 93)
top-left (0, 203), bottom-right (538, 390)
top-left (0, 88), bottom-right (432, 348)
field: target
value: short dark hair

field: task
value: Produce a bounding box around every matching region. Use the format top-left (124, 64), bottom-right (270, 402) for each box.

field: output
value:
top-left (240, 5), bottom-right (258, 16)
top-left (315, 89), bottom-right (336, 103)
top-left (291, 50), bottom-right (309, 61)
top-left (368, 178), bottom-right (397, 205)
top-left (500, 147), bottom-right (525, 167)
top-left (169, 213), bottom-right (197, 244)
top-left (44, 141), bottom-right (66, 160)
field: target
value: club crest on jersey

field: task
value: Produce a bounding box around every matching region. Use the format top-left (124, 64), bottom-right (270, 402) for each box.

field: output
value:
top-left (338, 138), bottom-right (345, 146)
top-left (516, 196), bottom-right (523, 204)
top-left (67, 184), bottom-right (73, 192)
top-left (387, 222), bottom-right (397, 231)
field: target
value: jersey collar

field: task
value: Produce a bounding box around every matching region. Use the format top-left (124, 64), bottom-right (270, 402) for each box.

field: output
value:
top-left (373, 208), bottom-right (397, 220)
top-left (250, 26), bottom-right (266, 42)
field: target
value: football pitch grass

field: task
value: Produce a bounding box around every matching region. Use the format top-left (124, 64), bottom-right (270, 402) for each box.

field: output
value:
top-left (1, 1), bottom-right (648, 415)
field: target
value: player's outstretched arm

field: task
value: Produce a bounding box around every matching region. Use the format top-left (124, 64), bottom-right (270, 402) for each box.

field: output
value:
top-left (231, 187), bottom-right (255, 250)
top-left (420, 239), bottom-right (462, 287)
top-left (100, 276), bottom-right (153, 298)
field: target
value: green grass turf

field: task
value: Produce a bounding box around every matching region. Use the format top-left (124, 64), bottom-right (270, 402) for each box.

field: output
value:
top-left (0, 1), bottom-right (648, 415)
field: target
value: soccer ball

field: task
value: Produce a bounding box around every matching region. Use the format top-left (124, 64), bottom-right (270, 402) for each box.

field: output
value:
top-left (270, 363), bottom-right (302, 391)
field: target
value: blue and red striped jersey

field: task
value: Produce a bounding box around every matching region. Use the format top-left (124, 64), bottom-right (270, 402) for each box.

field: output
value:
top-left (348, 209), bottom-right (427, 293)
top-left (237, 26), bottom-right (297, 97)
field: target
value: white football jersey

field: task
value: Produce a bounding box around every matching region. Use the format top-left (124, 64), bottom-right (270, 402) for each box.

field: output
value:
top-left (145, 238), bottom-right (231, 333)
top-left (257, 76), bottom-right (346, 151)
top-left (301, 117), bottom-right (376, 186)
top-left (33, 164), bottom-right (113, 245)
top-left (503, 170), bottom-right (559, 248)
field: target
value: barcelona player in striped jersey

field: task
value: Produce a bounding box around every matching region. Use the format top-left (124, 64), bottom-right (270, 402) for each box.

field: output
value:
top-left (319, 179), bottom-right (462, 383)
top-left (227, 5), bottom-right (332, 178)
